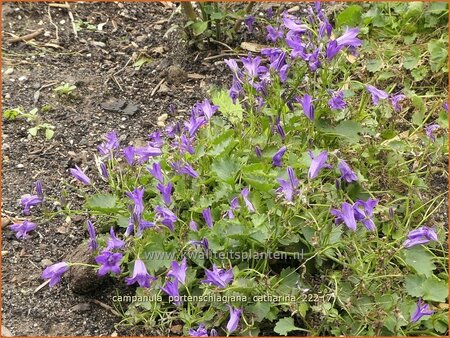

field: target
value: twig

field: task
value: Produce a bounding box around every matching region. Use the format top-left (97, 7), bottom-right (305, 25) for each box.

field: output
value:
top-left (34, 279), bottom-right (50, 294)
top-left (65, 2), bottom-right (78, 38)
top-left (91, 299), bottom-right (122, 317)
top-left (209, 39), bottom-right (234, 52)
top-left (151, 78), bottom-right (165, 97)
top-left (204, 52), bottom-right (247, 61)
top-left (111, 75), bottom-right (123, 92)
top-left (47, 5), bottom-right (59, 41)
top-left (8, 29), bottom-right (44, 43)
top-left (48, 3), bottom-right (70, 9)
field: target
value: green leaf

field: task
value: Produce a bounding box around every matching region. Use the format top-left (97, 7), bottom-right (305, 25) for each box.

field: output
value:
top-left (85, 194), bottom-right (118, 212)
top-left (404, 274), bottom-right (426, 297)
top-left (192, 21), bottom-right (208, 36)
top-left (242, 174), bottom-right (274, 192)
top-left (45, 128), bottom-right (55, 140)
top-left (411, 66), bottom-right (428, 82)
top-left (403, 49), bottom-right (421, 70)
top-left (366, 58), bottom-right (383, 73)
top-left (274, 317), bottom-right (301, 336)
top-left (404, 2), bottom-right (424, 19)
top-left (428, 39), bottom-right (448, 73)
top-left (404, 246), bottom-right (436, 277)
top-left (320, 120), bottom-right (366, 144)
top-left (28, 127), bottom-right (38, 136)
top-left (211, 89), bottom-right (243, 125)
top-left (423, 276), bottom-right (448, 302)
top-left (248, 302), bottom-right (271, 322)
top-left (211, 157), bottom-right (239, 184)
top-left (336, 5), bottom-right (362, 27)
top-left (208, 129), bottom-right (238, 157)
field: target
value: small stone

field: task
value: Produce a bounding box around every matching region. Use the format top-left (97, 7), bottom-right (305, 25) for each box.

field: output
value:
top-left (5, 68), bottom-right (14, 75)
top-left (111, 332), bottom-right (118, 337)
top-left (1, 218), bottom-right (11, 228)
top-left (16, 164), bottom-right (24, 169)
top-left (66, 242), bottom-right (109, 294)
top-left (70, 303), bottom-right (91, 312)
top-left (40, 258), bottom-right (53, 268)
top-left (166, 65), bottom-right (187, 85)
top-left (2, 325), bottom-right (12, 337)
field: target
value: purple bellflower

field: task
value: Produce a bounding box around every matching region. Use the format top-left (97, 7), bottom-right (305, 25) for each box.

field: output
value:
top-left (147, 162), bottom-right (164, 183)
top-left (328, 91), bottom-right (346, 110)
top-left (331, 202), bottom-right (357, 231)
top-left (86, 220), bottom-right (98, 251)
top-left (283, 13), bottom-right (308, 33)
top-left (157, 182), bottom-right (173, 206)
top-left (135, 144), bottom-right (162, 164)
top-left (226, 305), bottom-right (242, 333)
top-left (41, 262), bottom-right (70, 287)
top-left (353, 199), bottom-right (378, 231)
top-left (95, 250), bottom-right (123, 276)
top-left (198, 100), bottom-right (219, 120)
top-left (189, 220), bottom-right (198, 232)
top-left (266, 25), bottom-right (284, 42)
top-left (122, 146), bottom-right (136, 166)
top-left (98, 131), bottom-right (119, 157)
top-left (425, 124), bottom-right (440, 142)
top-left (21, 194), bottom-right (42, 215)
top-left (179, 134), bottom-right (195, 155)
top-left (125, 259), bottom-right (156, 288)
top-left (202, 208), bottom-right (214, 228)
top-left (390, 93), bottom-right (406, 112)
top-left (272, 146), bottom-right (287, 167)
top-left (338, 160), bottom-right (358, 183)
top-left (296, 95), bottom-right (315, 120)
top-left (411, 298), bottom-right (434, 323)
top-left (442, 102), bottom-right (448, 112)
top-left (99, 162), bottom-right (109, 180)
top-left (202, 264), bottom-right (234, 288)
top-left (366, 85), bottom-right (389, 106)
top-left (148, 131), bottom-right (164, 148)
top-left (106, 227), bottom-right (125, 250)
top-left (308, 151), bottom-right (329, 179)
top-left (126, 187), bottom-right (145, 223)
top-left (404, 226), bottom-right (438, 248)
top-left (10, 220), bottom-right (36, 239)
top-left (241, 188), bottom-right (255, 212)
top-left (70, 166), bottom-right (91, 185)
top-left (161, 279), bottom-right (182, 306)
top-left (226, 197), bottom-right (240, 219)
top-left (276, 167), bottom-right (299, 202)
top-left (189, 325), bottom-right (208, 337)
top-left (336, 27), bottom-right (362, 47)
top-left (241, 53), bottom-right (266, 79)
top-left (35, 180), bottom-right (44, 200)
top-left (244, 15), bottom-right (255, 32)
top-left (155, 205), bottom-right (177, 231)
top-left (167, 257), bottom-right (187, 284)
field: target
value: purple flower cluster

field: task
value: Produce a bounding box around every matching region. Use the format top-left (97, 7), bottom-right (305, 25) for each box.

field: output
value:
top-left (403, 226), bottom-right (438, 248)
top-left (331, 199), bottom-right (378, 231)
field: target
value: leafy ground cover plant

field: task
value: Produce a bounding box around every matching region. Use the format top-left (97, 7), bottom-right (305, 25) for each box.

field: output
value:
top-left (10, 2), bottom-right (448, 336)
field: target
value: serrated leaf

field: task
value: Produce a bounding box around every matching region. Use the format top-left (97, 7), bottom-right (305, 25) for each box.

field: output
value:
top-left (366, 58), bottom-right (383, 73)
top-left (192, 21), bottom-right (208, 36)
top-left (404, 274), bottom-right (426, 297)
top-left (45, 128), bottom-right (55, 140)
top-left (336, 5), bottom-right (362, 27)
top-left (404, 246), bottom-right (436, 277)
top-left (248, 302), bottom-right (271, 322)
top-left (211, 157), bottom-right (239, 184)
top-left (85, 194), bottom-right (118, 212)
top-left (28, 127), bottom-right (38, 136)
top-left (423, 276), bottom-right (448, 302)
top-left (428, 39), bottom-right (448, 73)
top-left (403, 52), bottom-right (421, 70)
top-left (211, 89), bottom-right (243, 125)
top-left (274, 317), bottom-right (301, 336)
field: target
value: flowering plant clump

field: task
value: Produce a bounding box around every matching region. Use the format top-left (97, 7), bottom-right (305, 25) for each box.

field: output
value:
top-left (12, 3), bottom-right (448, 336)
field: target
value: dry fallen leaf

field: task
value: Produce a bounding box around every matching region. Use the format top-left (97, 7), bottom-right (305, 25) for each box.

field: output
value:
top-left (240, 42), bottom-right (268, 53)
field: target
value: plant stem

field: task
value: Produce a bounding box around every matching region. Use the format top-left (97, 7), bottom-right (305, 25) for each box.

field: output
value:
top-left (181, 2), bottom-right (198, 22)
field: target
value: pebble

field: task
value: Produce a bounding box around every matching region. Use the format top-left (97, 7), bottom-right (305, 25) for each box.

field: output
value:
top-left (16, 164), bottom-right (24, 169)
top-left (2, 325), bottom-right (12, 337)
top-left (5, 68), bottom-right (14, 75)
top-left (40, 258), bottom-right (53, 267)
top-left (70, 303), bottom-right (91, 312)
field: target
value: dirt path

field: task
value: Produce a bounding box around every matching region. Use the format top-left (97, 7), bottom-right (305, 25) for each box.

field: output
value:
top-left (1, 2), bottom-right (231, 335)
